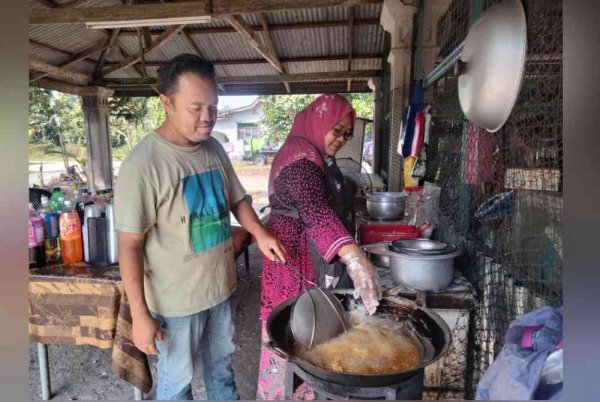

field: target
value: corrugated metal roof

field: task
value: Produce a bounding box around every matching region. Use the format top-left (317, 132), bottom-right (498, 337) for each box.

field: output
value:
top-left (216, 64), bottom-right (279, 77)
top-left (190, 32), bottom-right (266, 61)
top-left (30, 24), bottom-right (108, 56)
top-left (28, 1), bottom-right (385, 95)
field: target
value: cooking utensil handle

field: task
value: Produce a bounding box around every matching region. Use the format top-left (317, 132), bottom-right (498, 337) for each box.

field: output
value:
top-left (265, 341), bottom-right (290, 360)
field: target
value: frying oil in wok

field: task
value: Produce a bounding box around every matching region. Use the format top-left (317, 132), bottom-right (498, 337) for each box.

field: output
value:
top-left (293, 311), bottom-right (422, 374)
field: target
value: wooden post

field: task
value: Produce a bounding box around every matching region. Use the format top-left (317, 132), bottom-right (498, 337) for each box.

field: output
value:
top-left (81, 86), bottom-right (115, 192)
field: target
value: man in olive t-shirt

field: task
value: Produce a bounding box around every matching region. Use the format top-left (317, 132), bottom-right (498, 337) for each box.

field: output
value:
top-left (114, 54), bottom-right (286, 401)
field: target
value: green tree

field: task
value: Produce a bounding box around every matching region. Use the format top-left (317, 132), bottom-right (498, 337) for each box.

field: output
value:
top-left (261, 93), bottom-right (375, 144)
top-left (344, 92), bottom-right (374, 120)
top-left (29, 87), bottom-right (58, 145)
top-left (261, 94), bottom-right (317, 144)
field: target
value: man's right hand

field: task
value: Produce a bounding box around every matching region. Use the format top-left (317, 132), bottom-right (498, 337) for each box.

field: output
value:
top-left (131, 313), bottom-right (164, 355)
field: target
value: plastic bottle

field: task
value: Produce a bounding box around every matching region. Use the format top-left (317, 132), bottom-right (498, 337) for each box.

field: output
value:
top-left (75, 188), bottom-right (93, 226)
top-left (28, 203), bottom-right (45, 268)
top-left (59, 200), bottom-right (83, 264)
top-left (39, 196), bottom-right (61, 264)
top-left (49, 187), bottom-right (65, 212)
top-left (105, 200), bottom-right (119, 265)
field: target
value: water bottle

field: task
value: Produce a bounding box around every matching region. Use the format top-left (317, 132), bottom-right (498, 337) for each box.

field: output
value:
top-left (28, 203), bottom-right (45, 268)
top-left (75, 188), bottom-right (93, 226)
top-left (39, 196), bottom-right (61, 263)
top-left (105, 201), bottom-right (119, 264)
top-left (49, 187), bottom-right (65, 212)
top-left (59, 200), bottom-right (83, 264)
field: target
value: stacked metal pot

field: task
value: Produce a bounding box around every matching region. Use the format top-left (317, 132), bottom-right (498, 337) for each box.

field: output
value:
top-left (363, 239), bottom-right (461, 291)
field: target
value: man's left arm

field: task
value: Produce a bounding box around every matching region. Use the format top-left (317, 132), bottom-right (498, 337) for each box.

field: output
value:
top-left (231, 198), bottom-right (286, 263)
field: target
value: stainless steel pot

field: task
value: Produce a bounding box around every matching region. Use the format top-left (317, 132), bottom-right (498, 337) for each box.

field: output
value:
top-left (363, 243), bottom-right (460, 291)
top-left (366, 192), bottom-right (406, 220)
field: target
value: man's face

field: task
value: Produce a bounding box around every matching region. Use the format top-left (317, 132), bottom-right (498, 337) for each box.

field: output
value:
top-left (160, 72), bottom-right (218, 146)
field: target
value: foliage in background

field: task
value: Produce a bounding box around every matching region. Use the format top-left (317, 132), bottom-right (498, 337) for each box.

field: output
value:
top-left (260, 93), bottom-right (374, 144)
top-left (29, 88), bottom-right (85, 147)
top-left (29, 87), bottom-right (374, 160)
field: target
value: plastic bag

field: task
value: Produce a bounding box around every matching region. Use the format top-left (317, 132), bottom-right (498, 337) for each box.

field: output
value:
top-left (475, 306), bottom-right (563, 400)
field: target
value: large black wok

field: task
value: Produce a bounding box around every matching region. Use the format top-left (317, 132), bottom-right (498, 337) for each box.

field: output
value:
top-left (266, 290), bottom-right (451, 387)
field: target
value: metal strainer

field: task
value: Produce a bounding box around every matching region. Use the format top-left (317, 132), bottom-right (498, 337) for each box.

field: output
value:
top-left (290, 286), bottom-right (349, 350)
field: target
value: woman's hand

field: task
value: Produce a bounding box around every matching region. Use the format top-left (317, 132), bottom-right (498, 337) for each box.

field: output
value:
top-left (255, 227), bottom-right (287, 264)
top-left (339, 246), bottom-right (382, 315)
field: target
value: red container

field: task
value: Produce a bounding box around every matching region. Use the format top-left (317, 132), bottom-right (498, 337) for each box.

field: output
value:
top-left (358, 224), bottom-right (421, 245)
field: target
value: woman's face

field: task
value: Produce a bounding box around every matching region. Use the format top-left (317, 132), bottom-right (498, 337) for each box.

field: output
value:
top-left (323, 114), bottom-right (353, 157)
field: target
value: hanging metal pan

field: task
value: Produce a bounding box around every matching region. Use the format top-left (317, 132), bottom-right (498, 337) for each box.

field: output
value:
top-left (458, 0), bottom-right (527, 132)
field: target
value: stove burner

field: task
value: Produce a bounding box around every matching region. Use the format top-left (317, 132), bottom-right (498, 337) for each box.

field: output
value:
top-left (284, 362), bottom-right (424, 400)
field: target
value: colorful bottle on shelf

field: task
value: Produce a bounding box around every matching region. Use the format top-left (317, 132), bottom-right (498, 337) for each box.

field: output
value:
top-left (48, 187), bottom-right (65, 212)
top-left (39, 196), bottom-right (61, 264)
top-left (28, 202), bottom-right (45, 268)
top-left (59, 200), bottom-right (83, 264)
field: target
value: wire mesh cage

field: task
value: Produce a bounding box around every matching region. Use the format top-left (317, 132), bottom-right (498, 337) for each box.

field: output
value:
top-left (422, 0), bottom-right (562, 399)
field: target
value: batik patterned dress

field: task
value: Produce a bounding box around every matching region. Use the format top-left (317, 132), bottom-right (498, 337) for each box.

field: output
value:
top-left (256, 159), bottom-right (355, 400)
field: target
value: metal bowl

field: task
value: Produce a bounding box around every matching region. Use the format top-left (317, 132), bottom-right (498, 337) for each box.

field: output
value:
top-left (366, 192), bottom-right (406, 220)
top-left (391, 239), bottom-right (448, 253)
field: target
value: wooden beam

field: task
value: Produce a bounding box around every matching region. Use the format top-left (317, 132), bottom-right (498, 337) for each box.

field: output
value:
top-left (92, 0), bottom-right (133, 78)
top-left (137, 29), bottom-right (148, 78)
top-left (116, 45), bottom-right (146, 78)
top-left (103, 69), bottom-right (381, 86)
top-left (142, 27), bottom-right (153, 50)
top-left (34, 0), bottom-right (57, 8)
top-left (30, 41), bottom-right (110, 83)
top-left (182, 29), bottom-right (205, 58)
top-left (56, 0), bottom-right (87, 8)
top-left (258, 13), bottom-right (290, 93)
top-left (216, 69), bottom-right (380, 84)
top-left (211, 0), bottom-right (383, 16)
top-left (347, 6), bottom-right (354, 92)
top-left (102, 25), bottom-right (185, 76)
top-left (30, 0), bottom-right (382, 25)
top-left (111, 80), bottom-right (372, 97)
top-left (224, 15), bottom-right (284, 74)
top-left (117, 18), bottom-right (380, 36)
top-left (93, 28), bottom-right (122, 79)
top-left (30, 78), bottom-right (86, 96)
top-left (102, 53), bottom-right (384, 67)
top-left (30, 39), bottom-right (72, 58)
top-left (30, 1), bottom-right (211, 25)
top-left (29, 59), bottom-right (91, 85)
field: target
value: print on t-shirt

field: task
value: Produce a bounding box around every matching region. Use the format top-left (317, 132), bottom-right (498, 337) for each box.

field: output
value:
top-left (182, 169), bottom-right (231, 253)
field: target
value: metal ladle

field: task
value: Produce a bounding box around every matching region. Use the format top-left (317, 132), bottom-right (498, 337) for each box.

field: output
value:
top-left (284, 264), bottom-right (350, 350)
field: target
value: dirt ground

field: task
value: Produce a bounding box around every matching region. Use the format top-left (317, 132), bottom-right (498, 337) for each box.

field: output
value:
top-left (28, 245), bottom-right (265, 401)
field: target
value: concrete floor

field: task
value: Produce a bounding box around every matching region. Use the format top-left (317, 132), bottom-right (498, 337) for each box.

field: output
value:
top-left (28, 245), bottom-right (265, 401)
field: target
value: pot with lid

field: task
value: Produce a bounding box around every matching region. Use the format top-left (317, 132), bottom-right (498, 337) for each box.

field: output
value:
top-left (363, 239), bottom-right (460, 291)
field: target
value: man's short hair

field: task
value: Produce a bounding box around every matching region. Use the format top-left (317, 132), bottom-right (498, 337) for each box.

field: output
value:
top-left (157, 53), bottom-right (216, 96)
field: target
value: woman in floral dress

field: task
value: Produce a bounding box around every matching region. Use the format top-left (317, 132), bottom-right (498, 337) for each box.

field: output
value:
top-left (256, 94), bottom-right (382, 400)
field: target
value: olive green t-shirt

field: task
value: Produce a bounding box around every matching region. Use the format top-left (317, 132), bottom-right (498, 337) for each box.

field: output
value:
top-left (114, 132), bottom-right (246, 317)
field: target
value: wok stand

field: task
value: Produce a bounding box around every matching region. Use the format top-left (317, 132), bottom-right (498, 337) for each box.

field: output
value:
top-left (285, 361), bottom-right (425, 400)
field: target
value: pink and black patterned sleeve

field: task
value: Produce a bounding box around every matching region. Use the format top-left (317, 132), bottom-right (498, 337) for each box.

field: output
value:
top-left (274, 159), bottom-right (356, 262)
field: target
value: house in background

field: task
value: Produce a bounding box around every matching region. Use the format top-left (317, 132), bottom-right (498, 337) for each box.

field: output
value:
top-left (212, 97), bottom-right (264, 161)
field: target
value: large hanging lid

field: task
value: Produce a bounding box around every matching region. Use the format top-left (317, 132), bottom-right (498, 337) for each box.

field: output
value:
top-left (458, 0), bottom-right (527, 132)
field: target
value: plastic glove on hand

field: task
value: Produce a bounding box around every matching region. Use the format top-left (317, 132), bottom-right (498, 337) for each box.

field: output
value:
top-left (341, 250), bottom-right (382, 315)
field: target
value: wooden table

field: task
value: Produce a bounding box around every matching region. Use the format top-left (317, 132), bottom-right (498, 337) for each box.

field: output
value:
top-left (29, 227), bottom-right (252, 401)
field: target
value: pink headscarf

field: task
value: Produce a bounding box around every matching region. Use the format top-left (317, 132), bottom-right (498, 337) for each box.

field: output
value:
top-left (268, 94), bottom-right (356, 196)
